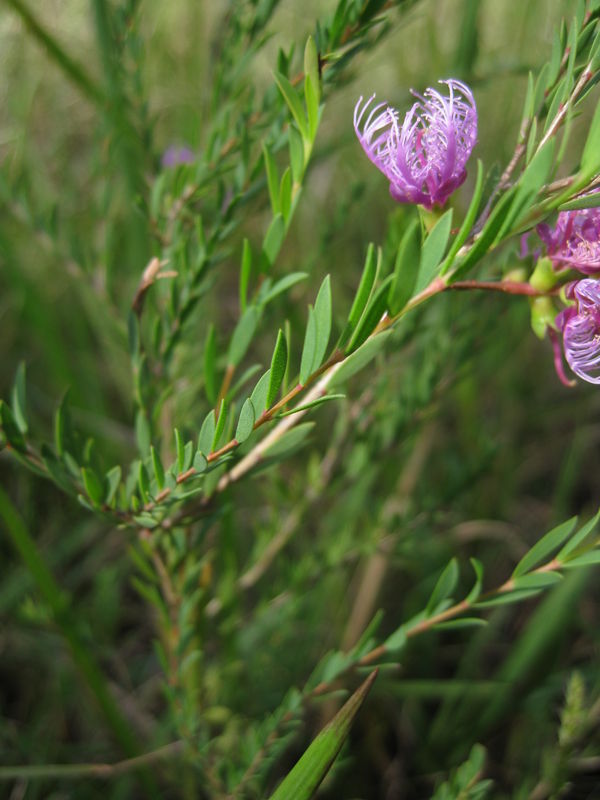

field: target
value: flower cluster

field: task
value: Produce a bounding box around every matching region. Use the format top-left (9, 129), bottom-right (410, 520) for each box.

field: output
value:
top-left (538, 204), bottom-right (600, 275)
top-left (354, 79), bottom-right (477, 209)
top-left (555, 280), bottom-right (600, 385)
top-left (538, 200), bottom-right (600, 385)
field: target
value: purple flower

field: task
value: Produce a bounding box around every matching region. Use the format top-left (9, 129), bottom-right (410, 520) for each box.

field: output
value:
top-left (537, 200), bottom-right (600, 275)
top-left (353, 79), bottom-right (477, 209)
top-left (555, 279), bottom-right (600, 384)
top-left (161, 145), bottom-right (196, 168)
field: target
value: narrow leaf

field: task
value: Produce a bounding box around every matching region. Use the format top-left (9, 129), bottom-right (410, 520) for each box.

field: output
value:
top-left (81, 467), bottom-right (104, 507)
top-left (212, 400), bottom-right (228, 450)
top-left (263, 144), bottom-right (280, 215)
top-left (11, 362), bottom-right (28, 434)
top-left (339, 244), bottom-right (379, 348)
top-left (267, 330), bottom-right (288, 407)
top-left (198, 410), bottom-right (216, 455)
top-left (268, 671), bottom-right (378, 800)
top-left (204, 324), bottom-right (218, 405)
top-left (415, 209), bottom-right (453, 293)
top-left (150, 446), bottom-right (164, 490)
top-left (513, 516), bottom-right (577, 577)
top-left (105, 465), bottom-right (121, 506)
top-left (558, 509), bottom-right (600, 560)
top-left (260, 272), bottom-right (308, 306)
top-left (228, 306), bottom-right (259, 367)
top-left (346, 275), bottom-right (393, 353)
top-left (299, 306), bottom-right (317, 384)
top-left (441, 159), bottom-right (484, 273)
top-left (278, 394), bottom-right (345, 417)
top-left (274, 70), bottom-right (308, 138)
top-left (239, 238), bottom-right (252, 312)
top-left (312, 274), bottom-right (332, 373)
top-left (262, 213), bottom-right (286, 270)
top-left (235, 398), bottom-right (256, 443)
top-left (388, 218), bottom-right (421, 314)
top-left (427, 558), bottom-right (459, 615)
top-left (332, 330), bottom-right (392, 385)
top-left (250, 369), bottom-right (272, 415)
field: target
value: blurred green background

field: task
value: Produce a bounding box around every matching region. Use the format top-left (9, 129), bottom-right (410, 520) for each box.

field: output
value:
top-left (2, 1), bottom-right (600, 798)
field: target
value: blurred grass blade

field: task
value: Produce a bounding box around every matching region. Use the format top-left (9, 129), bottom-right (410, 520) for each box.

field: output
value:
top-left (268, 670), bottom-right (378, 800)
top-left (0, 487), bottom-right (158, 796)
top-left (5, 0), bottom-right (105, 106)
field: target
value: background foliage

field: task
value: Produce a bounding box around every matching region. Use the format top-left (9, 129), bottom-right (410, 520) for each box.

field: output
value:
top-left (2, 1), bottom-right (600, 798)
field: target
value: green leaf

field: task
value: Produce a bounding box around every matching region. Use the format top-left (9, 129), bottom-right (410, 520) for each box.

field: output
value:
top-left (434, 617), bottom-right (488, 631)
top-left (262, 213), bottom-right (286, 270)
top-left (339, 244), bottom-right (380, 348)
top-left (268, 671), bottom-right (377, 800)
top-left (193, 451), bottom-right (207, 472)
top-left (41, 444), bottom-right (75, 494)
top-left (239, 238), bottom-right (252, 312)
top-left (212, 400), bottom-right (228, 450)
top-left (174, 428), bottom-right (185, 473)
top-left (135, 409), bottom-right (151, 457)
top-left (427, 558), bottom-right (459, 615)
top-left (451, 187), bottom-right (518, 279)
top-left (513, 516), bottom-right (577, 577)
top-left (498, 139), bottom-right (554, 238)
top-left (466, 557), bottom-right (484, 603)
top-left (561, 550), bottom-right (600, 568)
top-left (267, 330), bottom-right (288, 407)
top-left (274, 70), bottom-right (308, 139)
top-left (332, 330), bottom-right (392, 386)
top-left (312, 274), bottom-right (332, 372)
top-left (278, 393), bottom-right (345, 418)
top-left (441, 159), bottom-right (484, 274)
top-left (137, 461), bottom-right (150, 504)
top-left (279, 166), bottom-right (293, 222)
top-left (235, 398), bottom-right (256, 443)
top-left (204, 324), bottom-right (218, 405)
top-left (260, 272), bottom-right (308, 306)
top-left (581, 86), bottom-right (600, 176)
top-left (289, 125), bottom-right (304, 182)
top-left (264, 422), bottom-right (314, 459)
top-left (303, 35), bottom-right (320, 103)
top-left (512, 571), bottom-right (563, 590)
top-left (385, 626), bottom-right (407, 653)
top-left (0, 400), bottom-right (26, 452)
top-left (388, 218), bottom-right (421, 314)
top-left (11, 362), bottom-right (28, 434)
top-left (558, 509), bottom-right (600, 560)
top-left (198, 410), bottom-right (216, 455)
top-left (263, 144), bottom-right (280, 214)
top-left (305, 74), bottom-right (320, 141)
top-left (250, 369), bottom-right (272, 415)
top-left (475, 589), bottom-right (542, 608)
top-left (299, 306), bottom-right (317, 385)
top-left (228, 306), bottom-right (259, 367)
top-left (81, 466), bottom-right (104, 507)
top-left (559, 192), bottom-right (600, 211)
top-left (347, 275), bottom-right (393, 353)
top-left (415, 209), bottom-right (453, 293)
top-left (54, 392), bottom-right (74, 458)
top-left (105, 465), bottom-right (122, 506)
top-left (150, 446), bottom-right (164, 491)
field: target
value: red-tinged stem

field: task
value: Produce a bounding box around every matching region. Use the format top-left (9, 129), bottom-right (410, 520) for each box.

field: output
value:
top-left (447, 280), bottom-right (557, 297)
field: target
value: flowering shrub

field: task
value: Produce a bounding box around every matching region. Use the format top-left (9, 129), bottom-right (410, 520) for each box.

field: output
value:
top-left (3, 2), bottom-right (600, 799)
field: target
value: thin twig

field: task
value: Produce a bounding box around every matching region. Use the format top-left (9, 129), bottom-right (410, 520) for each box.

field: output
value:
top-left (0, 741), bottom-right (184, 781)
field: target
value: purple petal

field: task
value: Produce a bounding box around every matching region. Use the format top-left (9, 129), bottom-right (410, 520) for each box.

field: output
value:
top-left (353, 79), bottom-right (477, 208)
